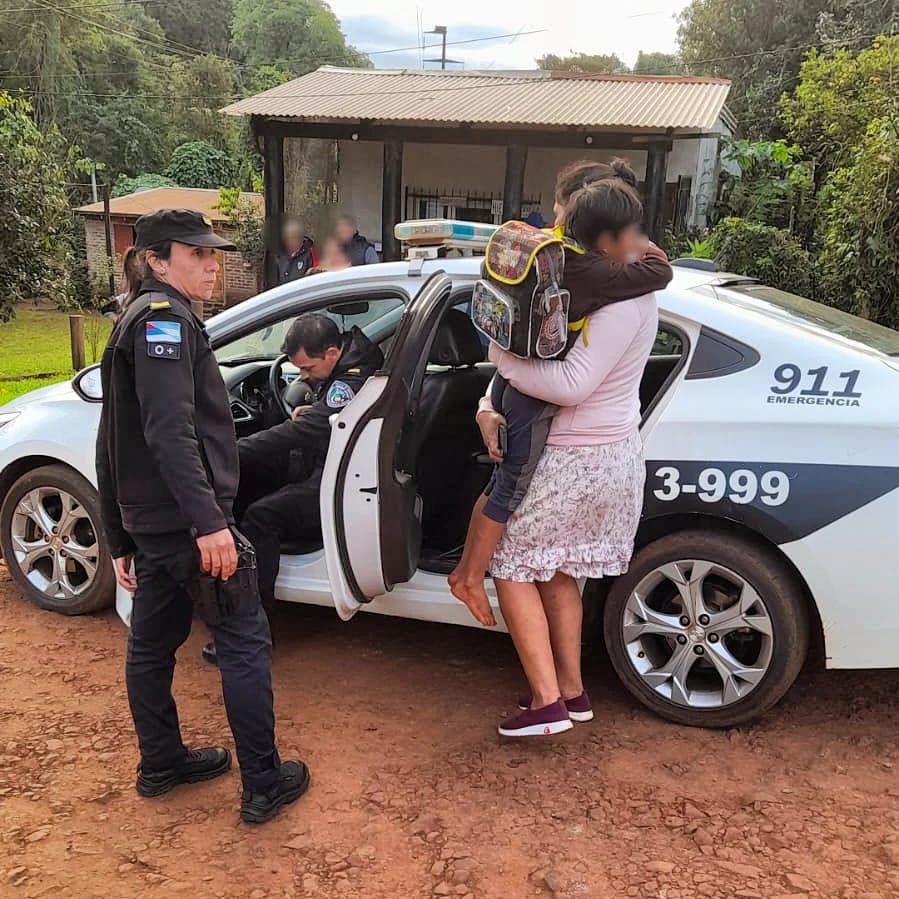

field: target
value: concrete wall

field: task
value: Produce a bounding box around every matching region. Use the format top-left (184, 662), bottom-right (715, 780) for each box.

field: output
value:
top-left (333, 136), bottom-right (710, 245)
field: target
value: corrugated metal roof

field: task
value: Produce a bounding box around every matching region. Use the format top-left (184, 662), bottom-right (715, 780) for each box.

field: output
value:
top-left (78, 188), bottom-right (263, 220)
top-left (222, 67), bottom-right (732, 133)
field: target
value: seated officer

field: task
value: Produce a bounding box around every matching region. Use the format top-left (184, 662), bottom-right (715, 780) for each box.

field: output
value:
top-left (203, 313), bottom-right (384, 664)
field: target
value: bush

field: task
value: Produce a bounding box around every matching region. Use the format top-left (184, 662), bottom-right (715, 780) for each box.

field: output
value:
top-left (112, 172), bottom-right (176, 198)
top-left (710, 218), bottom-right (816, 297)
top-left (164, 141), bottom-right (233, 190)
top-left (816, 120), bottom-right (899, 329)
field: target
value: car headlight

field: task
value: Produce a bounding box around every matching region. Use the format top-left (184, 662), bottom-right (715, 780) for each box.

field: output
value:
top-left (0, 411), bottom-right (20, 429)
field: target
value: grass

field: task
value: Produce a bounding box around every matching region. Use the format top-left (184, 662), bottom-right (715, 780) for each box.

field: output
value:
top-left (0, 307), bottom-right (111, 406)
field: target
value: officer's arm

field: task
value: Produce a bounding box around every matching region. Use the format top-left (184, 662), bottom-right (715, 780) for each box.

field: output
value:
top-left (95, 407), bottom-right (135, 559)
top-left (363, 245), bottom-right (379, 265)
top-left (132, 313), bottom-right (229, 536)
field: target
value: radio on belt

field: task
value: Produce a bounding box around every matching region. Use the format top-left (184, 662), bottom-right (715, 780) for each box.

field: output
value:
top-left (394, 219), bottom-right (498, 260)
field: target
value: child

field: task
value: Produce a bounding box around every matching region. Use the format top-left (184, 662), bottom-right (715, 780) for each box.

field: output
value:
top-left (448, 171), bottom-right (672, 626)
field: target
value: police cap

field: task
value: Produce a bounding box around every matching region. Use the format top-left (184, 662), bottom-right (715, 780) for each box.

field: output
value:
top-left (135, 209), bottom-right (237, 251)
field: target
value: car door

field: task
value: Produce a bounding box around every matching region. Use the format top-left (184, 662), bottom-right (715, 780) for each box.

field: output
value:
top-left (320, 272), bottom-right (455, 620)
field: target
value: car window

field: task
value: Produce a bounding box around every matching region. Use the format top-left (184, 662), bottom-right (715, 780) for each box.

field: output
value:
top-left (652, 326), bottom-right (684, 356)
top-left (215, 297), bottom-right (405, 362)
top-left (724, 284), bottom-right (899, 356)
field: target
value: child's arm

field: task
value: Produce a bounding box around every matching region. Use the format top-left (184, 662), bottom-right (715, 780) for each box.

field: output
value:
top-left (568, 244), bottom-right (672, 303)
top-left (489, 303), bottom-right (640, 407)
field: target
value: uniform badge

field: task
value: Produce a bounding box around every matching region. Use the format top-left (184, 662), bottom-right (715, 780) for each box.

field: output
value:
top-left (146, 320), bottom-right (182, 360)
top-left (326, 380), bottom-right (355, 409)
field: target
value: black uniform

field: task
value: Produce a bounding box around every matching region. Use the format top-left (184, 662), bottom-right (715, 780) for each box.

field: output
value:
top-left (96, 277), bottom-right (281, 793)
top-left (275, 238), bottom-right (317, 283)
top-left (236, 326), bottom-right (384, 614)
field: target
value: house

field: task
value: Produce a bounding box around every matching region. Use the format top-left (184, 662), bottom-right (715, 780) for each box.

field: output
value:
top-left (223, 66), bottom-right (734, 284)
top-left (77, 187), bottom-right (264, 309)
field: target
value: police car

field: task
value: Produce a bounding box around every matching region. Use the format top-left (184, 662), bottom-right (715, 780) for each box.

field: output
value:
top-left (1, 219), bottom-right (898, 728)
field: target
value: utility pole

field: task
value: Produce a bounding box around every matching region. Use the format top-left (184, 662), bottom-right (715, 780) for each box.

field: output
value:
top-left (90, 164), bottom-right (98, 204)
top-left (102, 183), bottom-right (116, 298)
top-left (424, 25), bottom-right (461, 70)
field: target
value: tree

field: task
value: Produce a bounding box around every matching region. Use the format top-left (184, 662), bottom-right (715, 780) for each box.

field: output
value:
top-left (149, 0), bottom-right (235, 56)
top-left (0, 93), bottom-right (76, 320)
top-left (536, 52), bottom-right (630, 74)
top-left (171, 54), bottom-right (237, 149)
top-left (780, 36), bottom-right (899, 175)
top-left (231, 0), bottom-right (370, 76)
top-left (112, 173), bottom-right (177, 198)
top-left (216, 187), bottom-right (264, 292)
top-left (633, 51), bottom-right (681, 75)
top-left (677, 0), bottom-right (897, 137)
top-left (164, 140), bottom-right (234, 189)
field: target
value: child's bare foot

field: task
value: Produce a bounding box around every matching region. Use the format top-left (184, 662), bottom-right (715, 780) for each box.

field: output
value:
top-left (448, 568), bottom-right (496, 627)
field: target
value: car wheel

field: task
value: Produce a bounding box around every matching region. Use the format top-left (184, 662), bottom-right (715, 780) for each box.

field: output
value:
top-left (603, 531), bottom-right (809, 728)
top-left (0, 464), bottom-right (114, 615)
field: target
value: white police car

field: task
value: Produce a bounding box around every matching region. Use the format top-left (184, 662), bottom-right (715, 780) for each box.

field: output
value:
top-left (1, 220), bottom-right (897, 728)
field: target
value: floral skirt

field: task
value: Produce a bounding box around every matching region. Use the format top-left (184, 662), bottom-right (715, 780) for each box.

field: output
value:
top-left (489, 432), bottom-right (645, 583)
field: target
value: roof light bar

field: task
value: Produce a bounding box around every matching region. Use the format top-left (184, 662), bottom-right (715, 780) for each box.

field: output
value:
top-left (395, 219), bottom-right (498, 256)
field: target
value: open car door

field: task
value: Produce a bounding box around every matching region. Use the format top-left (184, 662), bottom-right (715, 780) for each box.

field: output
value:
top-left (321, 271), bottom-right (455, 620)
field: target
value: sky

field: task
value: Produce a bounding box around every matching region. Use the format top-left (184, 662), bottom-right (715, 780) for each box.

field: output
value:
top-left (330, 0), bottom-right (692, 72)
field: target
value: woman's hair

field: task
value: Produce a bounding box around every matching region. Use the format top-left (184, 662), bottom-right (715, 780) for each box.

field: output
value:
top-left (565, 179), bottom-right (644, 249)
top-left (121, 241), bottom-right (172, 308)
top-left (554, 157), bottom-right (638, 205)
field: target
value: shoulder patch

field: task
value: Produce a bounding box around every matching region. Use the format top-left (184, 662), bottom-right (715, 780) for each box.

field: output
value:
top-left (145, 320), bottom-right (182, 360)
top-left (347, 368), bottom-right (361, 374)
top-left (149, 300), bottom-right (171, 310)
top-left (326, 380), bottom-right (356, 409)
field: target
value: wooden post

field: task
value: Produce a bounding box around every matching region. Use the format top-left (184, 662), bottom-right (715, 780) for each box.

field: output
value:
top-left (102, 184), bottom-right (116, 298)
top-left (644, 142), bottom-right (670, 245)
top-left (69, 315), bottom-right (85, 372)
top-left (381, 138), bottom-right (404, 262)
top-left (502, 144), bottom-right (528, 223)
top-left (261, 130), bottom-right (285, 289)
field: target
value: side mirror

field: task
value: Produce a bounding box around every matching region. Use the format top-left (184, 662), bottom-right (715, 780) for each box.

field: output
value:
top-left (73, 365), bottom-right (103, 403)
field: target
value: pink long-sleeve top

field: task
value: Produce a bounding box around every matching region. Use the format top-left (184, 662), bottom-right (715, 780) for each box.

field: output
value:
top-left (483, 294), bottom-right (659, 446)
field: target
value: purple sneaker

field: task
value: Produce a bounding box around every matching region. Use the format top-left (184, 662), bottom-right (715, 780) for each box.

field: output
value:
top-left (518, 690), bottom-right (593, 722)
top-left (498, 699), bottom-right (573, 737)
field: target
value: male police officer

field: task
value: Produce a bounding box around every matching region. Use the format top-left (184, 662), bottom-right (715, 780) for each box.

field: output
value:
top-left (202, 313), bottom-right (384, 664)
top-left (96, 209), bottom-right (309, 824)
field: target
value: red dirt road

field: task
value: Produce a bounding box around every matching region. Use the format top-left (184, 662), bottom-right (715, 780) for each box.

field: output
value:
top-left (2, 562), bottom-right (899, 899)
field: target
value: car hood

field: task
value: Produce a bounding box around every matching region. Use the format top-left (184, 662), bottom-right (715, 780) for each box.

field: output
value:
top-left (0, 378), bottom-right (76, 413)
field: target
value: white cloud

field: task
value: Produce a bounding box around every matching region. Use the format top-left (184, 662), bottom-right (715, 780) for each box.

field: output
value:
top-left (332, 0), bottom-right (691, 71)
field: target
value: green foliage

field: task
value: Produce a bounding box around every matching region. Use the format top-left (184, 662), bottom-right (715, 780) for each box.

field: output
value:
top-left (536, 52), bottom-right (629, 74)
top-left (677, 0), bottom-right (897, 137)
top-left (151, 0), bottom-right (235, 56)
top-left (710, 217), bottom-right (815, 296)
top-left (215, 187), bottom-right (264, 291)
top-left (781, 36), bottom-right (899, 175)
top-left (0, 93), bottom-right (75, 321)
top-left (817, 120), bottom-right (899, 328)
top-left (633, 51), bottom-right (681, 75)
top-left (684, 237), bottom-right (715, 259)
top-left (112, 172), bottom-right (177, 198)
top-left (171, 55), bottom-right (237, 149)
top-left (717, 138), bottom-right (814, 233)
top-left (164, 140), bottom-right (234, 189)
top-left (231, 0), bottom-right (370, 76)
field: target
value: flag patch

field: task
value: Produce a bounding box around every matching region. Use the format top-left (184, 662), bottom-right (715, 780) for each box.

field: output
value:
top-left (326, 380), bottom-right (355, 409)
top-left (146, 321), bottom-right (182, 343)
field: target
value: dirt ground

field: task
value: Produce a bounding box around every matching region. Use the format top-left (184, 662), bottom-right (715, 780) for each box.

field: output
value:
top-left (2, 563), bottom-right (899, 899)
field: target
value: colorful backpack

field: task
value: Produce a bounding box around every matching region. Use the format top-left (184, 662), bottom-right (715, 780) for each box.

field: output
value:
top-left (470, 220), bottom-right (571, 359)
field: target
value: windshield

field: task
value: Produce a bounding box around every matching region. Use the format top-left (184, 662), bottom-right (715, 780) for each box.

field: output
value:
top-left (725, 284), bottom-right (899, 356)
top-left (215, 297), bottom-right (406, 363)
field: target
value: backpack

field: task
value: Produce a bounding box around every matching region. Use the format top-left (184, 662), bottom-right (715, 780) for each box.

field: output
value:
top-left (470, 220), bottom-right (571, 359)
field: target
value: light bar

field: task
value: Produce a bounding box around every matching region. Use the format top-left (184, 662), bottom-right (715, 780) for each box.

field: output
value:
top-left (395, 219), bottom-right (498, 248)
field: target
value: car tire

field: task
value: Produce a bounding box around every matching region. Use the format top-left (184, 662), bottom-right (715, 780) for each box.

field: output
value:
top-left (603, 531), bottom-right (809, 728)
top-left (0, 464), bottom-right (114, 615)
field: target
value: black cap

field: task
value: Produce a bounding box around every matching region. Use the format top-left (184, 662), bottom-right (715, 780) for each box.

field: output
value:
top-left (134, 209), bottom-right (237, 251)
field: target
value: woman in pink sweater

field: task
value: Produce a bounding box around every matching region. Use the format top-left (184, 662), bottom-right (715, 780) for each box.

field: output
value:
top-left (478, 183), bottom-right (660, 737)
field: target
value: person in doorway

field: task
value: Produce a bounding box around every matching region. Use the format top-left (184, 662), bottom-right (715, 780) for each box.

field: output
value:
top-left (276, 218), bottom-right (318, 283)
top-left (95, 209), bottom-right (309, 823)
top-left (465, 179), bottom-right (662, 737)
top-left (201, 313), bottom-right (383, 666)
top-left (335, 214), bottom-right (378, 266)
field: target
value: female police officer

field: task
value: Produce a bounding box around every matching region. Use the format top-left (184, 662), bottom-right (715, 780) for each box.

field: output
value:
top-left (95, 209), bottom-right (309, 824)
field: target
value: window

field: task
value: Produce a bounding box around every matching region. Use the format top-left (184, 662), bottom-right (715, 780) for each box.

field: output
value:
top-left (215, 297), bottom-right (405, 363)
top-left (652, 327), bottom-right (684, 357)
top-left (725, 284), bottom-right (899, 356)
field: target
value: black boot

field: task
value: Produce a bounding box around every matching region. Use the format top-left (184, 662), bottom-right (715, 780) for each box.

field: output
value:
top-left (202, 641), bottom-right (218, 666)
top-left (136, 747), bottom-right (231, 797)
top-left (240, 760), bottom-right (310, 824)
